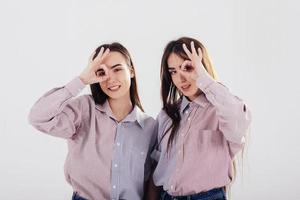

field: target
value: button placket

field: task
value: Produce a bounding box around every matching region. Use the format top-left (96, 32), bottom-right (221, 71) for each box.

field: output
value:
top-left (111, 123), bottom-right (123, 200)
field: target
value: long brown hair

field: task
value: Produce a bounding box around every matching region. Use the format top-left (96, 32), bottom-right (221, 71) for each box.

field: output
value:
top-left (90, 42), bottom-right (144, 112)
top-left (160, 37), bottom-right (218, 150)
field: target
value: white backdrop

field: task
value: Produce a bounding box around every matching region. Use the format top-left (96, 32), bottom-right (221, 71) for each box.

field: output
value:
top-left (1, 0), bottom-right (299, 199)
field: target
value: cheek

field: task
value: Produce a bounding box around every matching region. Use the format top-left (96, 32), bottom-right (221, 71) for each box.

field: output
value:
top-left (171, 75), bottom-right (180, 87)
top-left (120, 71), bottom-right (131, 83)
top-left (99, 82), bottom-right (107, 91)
top-left (115, 71), bottom-right (131, 89)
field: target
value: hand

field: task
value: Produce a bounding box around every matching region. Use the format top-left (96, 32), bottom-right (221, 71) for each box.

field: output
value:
top-left (79, 47), bottom-right (110, 85)
top-left (181, 41), bottom-right (207, 80)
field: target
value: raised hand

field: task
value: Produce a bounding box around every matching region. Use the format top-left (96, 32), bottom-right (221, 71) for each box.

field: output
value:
top-left (181, 41), bottom-right (207, 80)
top-left (79, 47), bottom-right (110, 85)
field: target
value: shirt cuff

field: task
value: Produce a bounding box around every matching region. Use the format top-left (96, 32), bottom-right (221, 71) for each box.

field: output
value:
top-left (65, 76), bottom-right (86, 97)
top-left (150, 149), bottom-right (161, 162)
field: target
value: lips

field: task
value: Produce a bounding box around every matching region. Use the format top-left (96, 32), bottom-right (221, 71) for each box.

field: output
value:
top-left (108, 85), bottom-right (121, 91)
top-left (181, 84), bottom-right (191, 91)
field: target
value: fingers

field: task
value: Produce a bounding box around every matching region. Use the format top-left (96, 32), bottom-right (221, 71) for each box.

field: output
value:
top-left (98, 47), bottom-right (104, 58)
top-left (89, 51), bottom-right (97, 62)
top-left (179, 60), bottom-right (198, 80)
top-left (191, 41), bottom-right (197, 55)
top-left (180, 60), bottom-right (193, 71)
top-left (91, 48), bottom-right (110, 70)
top-left (197, 47), bottom-right (203, 58)
top-left (95, 64), bottom-right (109, 76)
top-left (94, 47), bottom-right (110, 62)
top-left (97, 75), bottom-right (109, 83)
top-left (183, 41), bottom-right (202, 57)
top-left (182, 43), bottom-right (192, 59)
top-left (101, 48), bottom-right (110, 61)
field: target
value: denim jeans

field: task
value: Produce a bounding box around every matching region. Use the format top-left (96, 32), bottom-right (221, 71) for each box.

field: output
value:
top-left (72, 192), bottom-right (88, 200)
top-left (160, 187), bottom-right (226, 200)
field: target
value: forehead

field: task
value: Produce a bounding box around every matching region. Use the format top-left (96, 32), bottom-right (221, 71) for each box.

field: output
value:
top-left (101, 51), bottom-right (127, 67)
top-left (167, 53), bottom-right (185, 69)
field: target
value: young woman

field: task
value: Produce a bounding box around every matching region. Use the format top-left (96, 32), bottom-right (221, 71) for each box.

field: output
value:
top-left (151, 37), bottom-right (252, 200)
top-left (28, 42), bottom-right (157, 200)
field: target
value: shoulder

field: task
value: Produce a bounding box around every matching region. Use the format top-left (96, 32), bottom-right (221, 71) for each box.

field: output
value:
top-left (68, 94), bottom-right (96, 117)
top-left (70, 94), bottom-right (95, 108)
top-left (156, 109), bottom-right (170, 123)
top-left (137, 111), bottom-right (156, 128)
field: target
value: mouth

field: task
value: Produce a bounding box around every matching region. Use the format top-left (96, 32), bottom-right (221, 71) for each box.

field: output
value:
top-left (181, 84), bottom-right (191, 92)
top-left (108, 85), bottom-right (121, 91)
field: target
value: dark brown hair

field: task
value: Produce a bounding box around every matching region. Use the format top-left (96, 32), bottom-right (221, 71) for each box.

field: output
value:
top-left (160, 37), bottom-right (217, 150)
top-left (90, 42), bottom-right (144, 112)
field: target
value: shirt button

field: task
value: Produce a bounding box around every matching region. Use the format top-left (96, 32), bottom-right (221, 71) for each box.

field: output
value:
top-left (113, 185), bottom-right (116, 189)
top-left (116, 142), bottom-right (120, 146)
top-left (185, 110), bottom-right (189, 114)
top-left (187, 117), bottom-right (191, 121)
top-left (140, 151), bottom-right (145, 155)
top-left (114, 164), bottom-right (118, 167)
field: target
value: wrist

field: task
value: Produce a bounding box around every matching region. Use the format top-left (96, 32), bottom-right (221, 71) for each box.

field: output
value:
top-left (79, 75), bottom-right (88, 85)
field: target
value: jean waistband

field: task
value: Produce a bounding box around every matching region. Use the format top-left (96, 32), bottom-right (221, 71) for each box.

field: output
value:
top-left (161, 187), bottom-right (226, 200)
top-left (72, 192), bottom-right (88, 200)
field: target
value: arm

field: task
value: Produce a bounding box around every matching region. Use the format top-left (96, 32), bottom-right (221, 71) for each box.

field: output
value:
top-left (28, 47), bottom-right (111, 139)
top-left (28, 77), bottom-right (86, 139)
top-left (196, 72), bottom-right (252, 157)
top-left (197, 73), bottom-right (251, 144)
top-left (182, 42), bottom-right (252, 157)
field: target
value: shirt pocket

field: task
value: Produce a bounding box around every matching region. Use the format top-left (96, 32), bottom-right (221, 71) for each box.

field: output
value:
top-left (128, 146), bottom-right (147, 183)
top-left (197, 130), bottom-right (223, 153)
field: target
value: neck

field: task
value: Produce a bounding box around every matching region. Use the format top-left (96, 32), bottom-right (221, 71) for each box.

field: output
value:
top-left (108, 93), bottom-right (133, 122)
top-left (187, 89), bottom-right (203, 101)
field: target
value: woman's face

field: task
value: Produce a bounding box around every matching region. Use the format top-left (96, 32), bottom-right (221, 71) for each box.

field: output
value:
top-left (99, 51), bottom-right (134, 100)
top-left (167, 53), bottom-right (200, 101)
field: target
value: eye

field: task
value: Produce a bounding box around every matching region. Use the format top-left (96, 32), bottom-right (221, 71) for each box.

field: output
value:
top-left (183, 64), bottom-right (194, 72)
top-left (96, 69), bottom-right (106, 77)
top-left (169, 70), bottom-right (177, 75)
top-left (113, 67), bottom-right (122, 72)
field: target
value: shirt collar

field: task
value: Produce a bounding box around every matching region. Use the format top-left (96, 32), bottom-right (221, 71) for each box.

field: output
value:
top-left (180, 95), bottom-right (190, 114)
top-left (180, 93), bottom-right (209, 114)
top-left (96, 100), bottom-right (145, 129)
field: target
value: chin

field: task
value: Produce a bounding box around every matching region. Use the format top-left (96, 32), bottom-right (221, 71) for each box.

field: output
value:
top-left (106, 93), bottom-right (123, 100)
top-left (108, 90), bottom-right (129, 100)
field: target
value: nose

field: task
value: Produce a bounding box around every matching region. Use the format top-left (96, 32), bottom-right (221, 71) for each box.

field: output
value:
top-left (105, 68), bottom-right (116, 82)
top-left (179, 71), bottom-right (187, 82)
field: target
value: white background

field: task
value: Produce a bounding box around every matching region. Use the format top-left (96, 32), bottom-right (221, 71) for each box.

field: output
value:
top-left (1, 0), bottom-right (299, 199)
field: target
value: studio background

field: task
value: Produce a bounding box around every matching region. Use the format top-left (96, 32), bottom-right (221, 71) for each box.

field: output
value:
top-left (1, 0), bottom-right (299, 199)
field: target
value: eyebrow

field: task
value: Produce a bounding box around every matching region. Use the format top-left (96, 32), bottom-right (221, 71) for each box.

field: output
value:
top-left (109, 64), bottom-right (123, 69)
top-left (168, 66), bottom-right (179, 70)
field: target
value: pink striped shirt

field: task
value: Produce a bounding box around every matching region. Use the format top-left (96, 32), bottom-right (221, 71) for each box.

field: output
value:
top-left (28, 77), bottom-right (157, 200)
top-left (151, 72), bottom-right (252, 196)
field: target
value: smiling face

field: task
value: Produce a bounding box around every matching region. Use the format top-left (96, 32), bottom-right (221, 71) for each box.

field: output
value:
top-left (167, 53), bottom-right (201, 101)
top-left (99, 51), bottom-right (134, 100)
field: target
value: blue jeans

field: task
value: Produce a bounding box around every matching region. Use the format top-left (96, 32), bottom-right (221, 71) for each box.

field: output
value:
top-left (72, 192), bottom-right (88, 200)
top-left (160, 187), bottom-right (226, 200)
